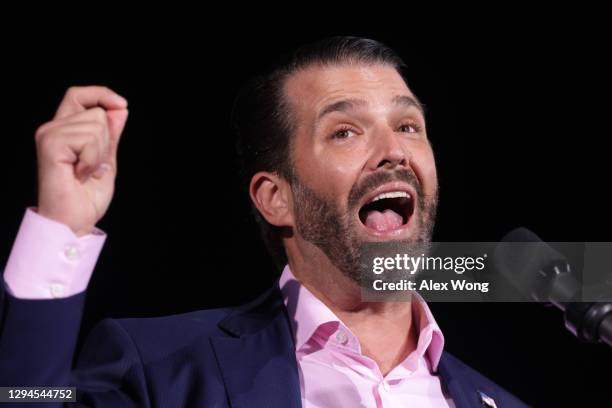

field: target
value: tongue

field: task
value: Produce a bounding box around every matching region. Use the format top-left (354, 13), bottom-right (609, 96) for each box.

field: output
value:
top-left (364, 209), bottom-right (404, 232)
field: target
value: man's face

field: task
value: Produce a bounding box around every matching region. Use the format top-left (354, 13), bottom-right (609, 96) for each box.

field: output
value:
top-left (284, 63), bottom-right (438, 283)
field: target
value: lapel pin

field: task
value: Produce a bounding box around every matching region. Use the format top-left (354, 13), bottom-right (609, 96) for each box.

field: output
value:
top-left (478, 390), bottom-right (498, 408)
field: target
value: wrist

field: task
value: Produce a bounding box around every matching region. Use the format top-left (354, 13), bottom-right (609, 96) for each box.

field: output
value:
top-left (34, 207), bottom-right (94, 237)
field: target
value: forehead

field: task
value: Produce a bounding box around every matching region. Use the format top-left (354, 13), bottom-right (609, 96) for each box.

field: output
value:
top-left (283, 63), bottom-right (415, 115)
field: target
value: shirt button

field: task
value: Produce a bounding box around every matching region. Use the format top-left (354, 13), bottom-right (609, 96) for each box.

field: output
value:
top-left (335, 330), bottom-right (348, 345)
top-left (381, 381), bottom-right (391, 392)
top-left (50, 283), bottom-right (65, 298)
top-left (64, 245), bottom-right (80, 261)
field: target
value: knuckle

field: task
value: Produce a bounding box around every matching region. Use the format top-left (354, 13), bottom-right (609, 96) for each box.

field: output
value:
top-left (88, 85), bottom-right (111, 95)
top-left (90, 107), bottom-right (107, 123)
top-left (35, 123), bottom-right (57, 145)
top-left (65, 86), bottom-right (80, 97)
top-left (37, 132), bottom-right (61, 151)
top-left (34, 123), bottom-right (49, 141)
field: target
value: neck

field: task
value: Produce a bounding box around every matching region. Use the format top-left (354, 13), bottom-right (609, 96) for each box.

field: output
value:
top-left (285, 240), bottom-right (418, 375)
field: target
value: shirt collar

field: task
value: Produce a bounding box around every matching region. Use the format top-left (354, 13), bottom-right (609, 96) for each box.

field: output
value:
top-left (278, 264), bottom-right (445, 372)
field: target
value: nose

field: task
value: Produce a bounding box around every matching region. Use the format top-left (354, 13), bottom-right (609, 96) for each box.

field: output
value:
top-left (366, 126), bottom-right (410, 171)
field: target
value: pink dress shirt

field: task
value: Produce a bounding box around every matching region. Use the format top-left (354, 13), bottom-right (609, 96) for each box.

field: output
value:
top-left (3, 208), bottom-right (106, 299)
top-left (279, 265), bottom-right (454, 407)
top-left (3, 208), bottom-right (454, 407)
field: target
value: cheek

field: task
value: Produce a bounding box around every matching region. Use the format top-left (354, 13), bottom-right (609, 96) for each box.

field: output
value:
top-left (301, 143), bottom-right (367, 193)
top-left (311, 161), bottom-right (361, 201)
top-left (411, 144), bottom-right (438, 194)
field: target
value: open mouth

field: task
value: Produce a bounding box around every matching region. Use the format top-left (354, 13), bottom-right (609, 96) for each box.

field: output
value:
top-left (358, 188), bottom-right (415, 235)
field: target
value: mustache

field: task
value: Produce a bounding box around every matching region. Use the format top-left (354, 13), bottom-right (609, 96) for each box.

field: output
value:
top-left (347, 168), bottom-right (423, 210)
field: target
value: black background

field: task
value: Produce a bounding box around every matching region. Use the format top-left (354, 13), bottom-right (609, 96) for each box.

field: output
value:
top-left (1, 6), bottom-right (610, 406)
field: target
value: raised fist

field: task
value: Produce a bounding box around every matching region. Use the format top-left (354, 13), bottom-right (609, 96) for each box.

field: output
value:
top-left (35, 86), bottom-right (129, 236)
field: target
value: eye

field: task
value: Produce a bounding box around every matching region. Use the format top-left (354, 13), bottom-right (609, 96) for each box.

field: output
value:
top-left (331, 126), bottom-right (357, 140)
top-left (397, 123), bottom-right (421, 133)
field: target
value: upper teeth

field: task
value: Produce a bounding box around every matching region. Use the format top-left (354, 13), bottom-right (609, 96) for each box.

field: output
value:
top-left (370, 191), bottom-right (411, 203)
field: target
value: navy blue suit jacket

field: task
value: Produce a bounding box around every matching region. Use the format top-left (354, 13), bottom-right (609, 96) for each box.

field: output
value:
top-left (0, 277), bottom-right (528, 407)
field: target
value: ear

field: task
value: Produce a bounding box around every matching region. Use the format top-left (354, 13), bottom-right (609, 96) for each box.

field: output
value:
top-left (249, 171), bottom-right (294, 227)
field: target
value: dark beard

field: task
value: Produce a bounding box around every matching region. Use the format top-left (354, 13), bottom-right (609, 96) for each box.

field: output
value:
top-left (291, 169), bottom-right (438, 288)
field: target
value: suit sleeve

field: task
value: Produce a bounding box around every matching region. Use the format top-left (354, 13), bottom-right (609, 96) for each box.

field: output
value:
top-left (71, 318), bottom-right (151, 407)
top-left (0, 284), bottom-right (150, 407)
top-left (0, 208), bottom-right (149, 406)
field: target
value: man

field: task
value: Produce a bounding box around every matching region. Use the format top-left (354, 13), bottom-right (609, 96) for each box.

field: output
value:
top-left (0, 37), bottom-right (527, 407)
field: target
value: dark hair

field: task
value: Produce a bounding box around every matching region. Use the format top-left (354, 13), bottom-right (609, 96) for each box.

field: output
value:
top-left (231, 36), bottom-right (408, 271)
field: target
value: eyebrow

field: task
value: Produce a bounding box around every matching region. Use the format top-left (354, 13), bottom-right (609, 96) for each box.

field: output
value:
top-left (392, 95), bottom-right (425, 114)
top-left (316, 94), bottom-right (425, 126)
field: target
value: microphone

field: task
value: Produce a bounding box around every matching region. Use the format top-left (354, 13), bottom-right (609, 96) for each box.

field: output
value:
top-left (493, 228), bottom-right (612, 347)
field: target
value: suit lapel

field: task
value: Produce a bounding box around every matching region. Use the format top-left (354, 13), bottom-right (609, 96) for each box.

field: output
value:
top-left (211, 282), bottom-right (505, 408)
top-left (437, 352), bottom-right (502, 408)
top-left (211, 282), bottom-right (301, 408)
